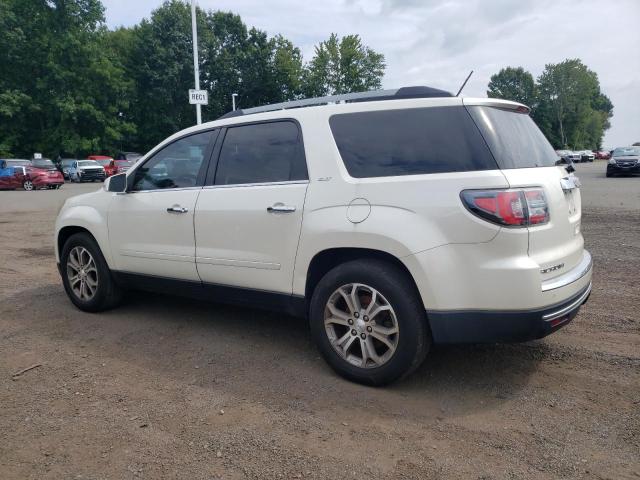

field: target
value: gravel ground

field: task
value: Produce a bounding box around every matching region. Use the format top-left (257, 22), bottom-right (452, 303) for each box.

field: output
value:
top-left (0, 162), bottom-right (638, 479)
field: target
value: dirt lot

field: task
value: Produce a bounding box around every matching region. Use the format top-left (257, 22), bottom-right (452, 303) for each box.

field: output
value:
top-left (1, 162), bottom-right (638, 479)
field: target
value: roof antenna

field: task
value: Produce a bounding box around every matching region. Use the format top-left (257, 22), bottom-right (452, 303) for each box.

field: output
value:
top-left (455, 70), bottom-right (474, 97)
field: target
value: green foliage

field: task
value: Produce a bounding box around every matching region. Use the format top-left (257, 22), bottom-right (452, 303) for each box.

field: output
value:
top-left (0, 0), bottom-right (386, 156)
top-left (0, 0), bottom-right (135, 158)
top-left (303, 33), bottom-right (385, 97)
top-left (487, 67), bottom-right (537, 111)
top-left (487, 59), bottom-right (613, 150)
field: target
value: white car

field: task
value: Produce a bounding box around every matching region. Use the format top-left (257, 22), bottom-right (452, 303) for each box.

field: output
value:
top-left (54, 86), bottom-right (592, 385)
top-left (68, 160), bottom-right (106, 182)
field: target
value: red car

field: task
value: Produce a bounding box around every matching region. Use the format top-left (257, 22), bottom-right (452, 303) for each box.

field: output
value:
top-left (0, 159), bottom-right (64, 190)
top-left (113, 159), bottom-right (133, 174)
top-left (88, 155), bottom-right (117, 177)
top-left (594, 150), bottom-right (611, 160)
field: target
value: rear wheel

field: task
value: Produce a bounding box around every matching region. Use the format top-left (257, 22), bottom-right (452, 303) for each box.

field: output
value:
top-left (309, 259), bottom-right (430, 386)
top-left (60, 233), bottom-right (122, 312)
top-left (23, 180), bottom-right (34, 191)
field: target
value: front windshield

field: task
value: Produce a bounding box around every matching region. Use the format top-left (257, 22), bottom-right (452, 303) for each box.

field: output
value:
top-left (78, 161), bottom-right (100, 167)
top-left (613, 147), bottom-right (640, 157)
top-left (95, 159), bottom-right (111, 166)
top-left (33, 159), bottom-right (55, 167)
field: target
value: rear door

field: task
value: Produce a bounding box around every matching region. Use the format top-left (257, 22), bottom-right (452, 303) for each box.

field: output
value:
top-left (194, 120), bottom-right (308, 294)
top-left (466, 103), bottom-right (584, 278)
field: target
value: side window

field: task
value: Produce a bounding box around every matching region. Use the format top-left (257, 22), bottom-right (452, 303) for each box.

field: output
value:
top-left (214, 121), bottom-right (307, 185)
top-left (131, 131), bottom-right (214, 191)
top-left (329, 106), bottom-right (497, 178)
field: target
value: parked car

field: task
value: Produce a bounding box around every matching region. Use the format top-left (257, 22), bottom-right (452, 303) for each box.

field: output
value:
top-left (113, 159), bottom-right (133, 174)
top-left (68, 160), bottom-right (106, 182)
top-left (578, 150), bottom-right (594, 162)
top-left (594, 150), bottom-right (611, 160)
top-left (55, 86), bottom-right (592, 385)
top-left (88, 155), bottom-right (116, 177)
top-left (606, 146), bottom-right (640, 177)
top-left (557, 150), bottom-right (582, 163)
top-left (0, 158), bottom-right (64, 190)
top-left (115, 152), bottom-right (142, 163)
top-left (57, 158), bottom-right (77, 179)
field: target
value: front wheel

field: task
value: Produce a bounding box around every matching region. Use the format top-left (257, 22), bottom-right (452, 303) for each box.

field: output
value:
top-left (23, 180), bottom-right (34, 191)
top-left (309, 259), bottom-right (430, 386)
top-left (60, 233), bottom-right (122, 312)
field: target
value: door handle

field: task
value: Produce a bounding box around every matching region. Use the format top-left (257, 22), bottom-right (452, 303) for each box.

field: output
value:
top-left (267, 203), bottom-right (296, 213)
top-left (167, 205), bottom-right (189, 213)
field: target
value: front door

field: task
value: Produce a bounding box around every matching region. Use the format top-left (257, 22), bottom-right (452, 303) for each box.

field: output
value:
top-left (194, 121), bottom-right (308, 294)
top-left (108, 130), bottom-right (217, 281)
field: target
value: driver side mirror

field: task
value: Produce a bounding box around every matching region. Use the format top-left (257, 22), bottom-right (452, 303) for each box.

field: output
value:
top-left (107, 173), bottom-right (127, 193)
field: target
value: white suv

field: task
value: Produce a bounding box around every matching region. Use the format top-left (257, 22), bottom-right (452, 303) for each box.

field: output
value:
top-left (55, 86), bottom-right (592, 385)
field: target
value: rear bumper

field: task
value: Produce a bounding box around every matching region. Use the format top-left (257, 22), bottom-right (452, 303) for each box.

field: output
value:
top-left (34, 176), bottom-right (64, 186)
top-left (428, 282), bottom-right (591, 344)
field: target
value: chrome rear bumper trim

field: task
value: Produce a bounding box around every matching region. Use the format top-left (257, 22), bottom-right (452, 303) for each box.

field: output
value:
top-left (542, 282), bottom-right (592, 321)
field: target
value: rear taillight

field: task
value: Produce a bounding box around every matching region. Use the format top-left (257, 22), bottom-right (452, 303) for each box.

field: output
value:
top-left (461, 188), bottom-right (549, 227)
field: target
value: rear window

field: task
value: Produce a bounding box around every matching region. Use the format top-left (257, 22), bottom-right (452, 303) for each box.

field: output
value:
top-left (467, 106), bottom-right (557, 169)
top-left (329, 106), bottom-right (497, 178)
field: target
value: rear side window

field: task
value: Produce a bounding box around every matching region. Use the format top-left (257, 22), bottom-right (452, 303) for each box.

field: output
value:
top-left (329, 106), bottom-right (497, 178)
top-left (467, 106), bottom-right (557, 169)
top-left (214, 121), bottom-right (307, 185)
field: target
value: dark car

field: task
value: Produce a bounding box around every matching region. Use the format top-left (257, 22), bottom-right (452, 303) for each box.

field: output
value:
top-left (607, 146), bottom-right (640, 177)
top-left (57, 158), bottom-right (77, 179)
top-left (115, 151), bottom-right (142, 163)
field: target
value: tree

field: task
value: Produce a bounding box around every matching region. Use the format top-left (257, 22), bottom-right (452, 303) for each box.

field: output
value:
top-left (536, 59), bottom-right (612, 150)
top-left (487, 67), bottom-right (537, 110)
top-left (487, 59), bottom-right (613, 150)
top-left (303, 33), bottom-right (385, 97)
top-left (0, 0), bottom-right (134, 158)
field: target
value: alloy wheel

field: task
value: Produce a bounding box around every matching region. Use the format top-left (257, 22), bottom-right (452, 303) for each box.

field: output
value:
top-left (324, 283), bottom-right (399, 368)
top-left (23, 180), bottom-right (33, 191)
top-left (66, 246), bottom-right (99, 301)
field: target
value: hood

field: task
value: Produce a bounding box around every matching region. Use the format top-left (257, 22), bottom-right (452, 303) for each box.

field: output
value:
top-left (78, 164), bottom-right (104, 170)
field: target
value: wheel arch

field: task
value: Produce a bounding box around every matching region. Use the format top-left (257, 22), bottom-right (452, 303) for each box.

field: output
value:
top-left (55, 206), bottom-right (112, 267)
top-left (304, 247), bottom-right (425, 310)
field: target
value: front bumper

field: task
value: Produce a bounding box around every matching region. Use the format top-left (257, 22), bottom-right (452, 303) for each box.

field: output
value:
top-left (428, 282), bottom-right (592, 344)
top-left (607, 163), bottom-right (640, 174)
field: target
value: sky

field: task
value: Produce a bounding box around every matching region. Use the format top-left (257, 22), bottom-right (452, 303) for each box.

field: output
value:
top-left (103, 0), bottom-right (639, 148)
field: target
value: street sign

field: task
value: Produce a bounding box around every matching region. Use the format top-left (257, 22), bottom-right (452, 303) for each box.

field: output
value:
top-left (33, 153), bottom-right (42, 159)
top-left (188, 89), bottom-right (208, 105)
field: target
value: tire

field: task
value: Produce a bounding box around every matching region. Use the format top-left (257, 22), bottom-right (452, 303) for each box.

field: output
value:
top-left (60, 232), bottom-right (123, 312)
top-left (23, 180), bottom-right (34, 191)
top-left (606, 171), bottom-right (612, 178)
top-left (309, 259), bottom-right (430, 386)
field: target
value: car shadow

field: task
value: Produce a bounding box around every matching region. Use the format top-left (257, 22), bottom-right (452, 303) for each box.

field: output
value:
top-left (6, 285), bottom-right (548, 419)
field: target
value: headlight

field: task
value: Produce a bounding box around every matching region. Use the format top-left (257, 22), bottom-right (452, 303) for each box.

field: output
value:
top-left (609, 158), bottom-right (616, 164)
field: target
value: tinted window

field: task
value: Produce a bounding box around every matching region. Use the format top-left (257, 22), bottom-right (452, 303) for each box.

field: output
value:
top-left (131, 131), bottom-right (214, 191)
top-left (468, 106), bottom-right (557, 169)
top-left (214, 121), bottom-right (307, 185)
top-left (329, 107), bottom-right (496, 178)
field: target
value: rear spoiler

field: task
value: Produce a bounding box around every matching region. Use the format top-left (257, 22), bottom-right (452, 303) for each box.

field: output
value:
top-left (462, 98), bottom-right (530, 114)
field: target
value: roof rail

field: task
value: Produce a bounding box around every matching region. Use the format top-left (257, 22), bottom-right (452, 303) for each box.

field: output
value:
top-left (217, 86), bottom-right (453, 119)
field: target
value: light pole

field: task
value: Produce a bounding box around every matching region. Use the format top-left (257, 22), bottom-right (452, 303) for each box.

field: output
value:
top-left (191, 0), bottom-right (201, 124)
top-left (232, 93), bottom-right (238, 111)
